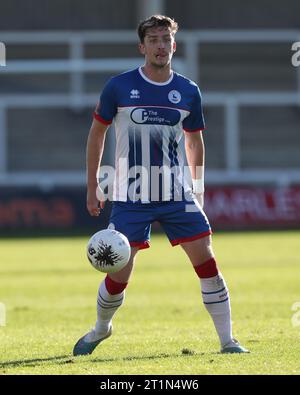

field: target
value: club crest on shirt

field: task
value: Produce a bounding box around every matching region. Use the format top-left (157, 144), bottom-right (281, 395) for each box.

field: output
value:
top-left (168, 90), bottom-right (181, 104)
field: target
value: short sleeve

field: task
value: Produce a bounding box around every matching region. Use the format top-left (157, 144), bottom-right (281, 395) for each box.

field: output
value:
top-left (93, 78), bottom-right (117, 125)
top-left (182, 86), bottom-right (205, 132)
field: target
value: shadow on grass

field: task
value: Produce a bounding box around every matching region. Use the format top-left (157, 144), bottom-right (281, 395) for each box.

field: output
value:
top-left (0, 350), bottom-right (212, 370)
top-left (0, 355), bottom-right (70, 369)
top-left (91, 351), bottom-right (202, 364)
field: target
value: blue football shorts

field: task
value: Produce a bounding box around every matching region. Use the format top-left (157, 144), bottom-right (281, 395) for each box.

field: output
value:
top-left (108, 199), bottom-right (212, 250)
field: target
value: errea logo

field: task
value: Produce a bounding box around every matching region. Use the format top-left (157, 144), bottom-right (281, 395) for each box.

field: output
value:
top-left (130, 89), bottom-right (140, 99)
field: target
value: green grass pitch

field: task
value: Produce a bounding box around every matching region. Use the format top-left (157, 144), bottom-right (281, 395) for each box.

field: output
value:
top-left (0, 231), bottom-right (300, 375)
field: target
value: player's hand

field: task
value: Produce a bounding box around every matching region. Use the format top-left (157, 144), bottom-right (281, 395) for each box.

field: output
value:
top-left (87, 185), bottom-right (105, 216)
top-left (195, 192), bottom-right (204, 209)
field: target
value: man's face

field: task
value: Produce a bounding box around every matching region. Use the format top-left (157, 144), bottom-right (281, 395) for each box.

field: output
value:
top-left (139, 26), bottom-right (176, 68)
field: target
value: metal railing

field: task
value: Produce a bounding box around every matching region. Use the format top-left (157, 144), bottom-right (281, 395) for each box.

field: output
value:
top-left (0, 30), bottom-right (300, 187)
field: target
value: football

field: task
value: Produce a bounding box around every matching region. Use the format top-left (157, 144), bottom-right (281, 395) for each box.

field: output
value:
top-left (87, 229), bottom-right (131, 273)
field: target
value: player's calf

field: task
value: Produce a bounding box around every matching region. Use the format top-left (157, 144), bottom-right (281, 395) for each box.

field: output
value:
top-left (193, 257), bottom-right (249, 353)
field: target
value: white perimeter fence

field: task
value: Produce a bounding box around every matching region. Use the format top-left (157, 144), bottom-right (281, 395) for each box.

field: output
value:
top-left (0, 30), bottom-right (300, 187)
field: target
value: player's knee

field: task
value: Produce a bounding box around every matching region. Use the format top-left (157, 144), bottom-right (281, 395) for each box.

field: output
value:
top-left (200, 238), bottom-right (214, 262)
top-left (109, 258), bottom-right (134, 283)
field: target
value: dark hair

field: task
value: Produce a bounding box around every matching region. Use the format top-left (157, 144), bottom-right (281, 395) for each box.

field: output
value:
top-left (137, 15), bottom-right (178, 43)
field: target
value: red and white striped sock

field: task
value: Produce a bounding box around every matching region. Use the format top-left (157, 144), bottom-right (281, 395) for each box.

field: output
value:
top-left (194, 258), bottom-right (233, 347)
top-left (95, 275), bottom-right (127, 337)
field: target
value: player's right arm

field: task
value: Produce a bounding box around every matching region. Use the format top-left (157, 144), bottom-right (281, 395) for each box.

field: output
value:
top-left (86, 119), bottom-right (109, 216)
top-left (87, 78), bottom-right (117, 216)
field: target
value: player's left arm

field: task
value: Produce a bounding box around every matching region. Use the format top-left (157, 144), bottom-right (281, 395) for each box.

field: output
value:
top-left (184, 130), bottom-right (205, 208)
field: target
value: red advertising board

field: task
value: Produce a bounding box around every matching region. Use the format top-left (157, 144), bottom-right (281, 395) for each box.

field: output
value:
top-left (205, 186), bottom-right (300, 228)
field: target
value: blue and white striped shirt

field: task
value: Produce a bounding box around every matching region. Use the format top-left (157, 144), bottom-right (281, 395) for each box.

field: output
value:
top-left (94, 67), bottom-right (205, 203)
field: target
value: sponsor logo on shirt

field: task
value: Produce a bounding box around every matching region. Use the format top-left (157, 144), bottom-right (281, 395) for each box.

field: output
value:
top-left (130, 107), bottom-right (181, 126)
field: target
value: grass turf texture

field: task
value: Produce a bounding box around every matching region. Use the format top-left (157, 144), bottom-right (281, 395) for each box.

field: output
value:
top-left (0, 231), bottom-right (300, 375)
